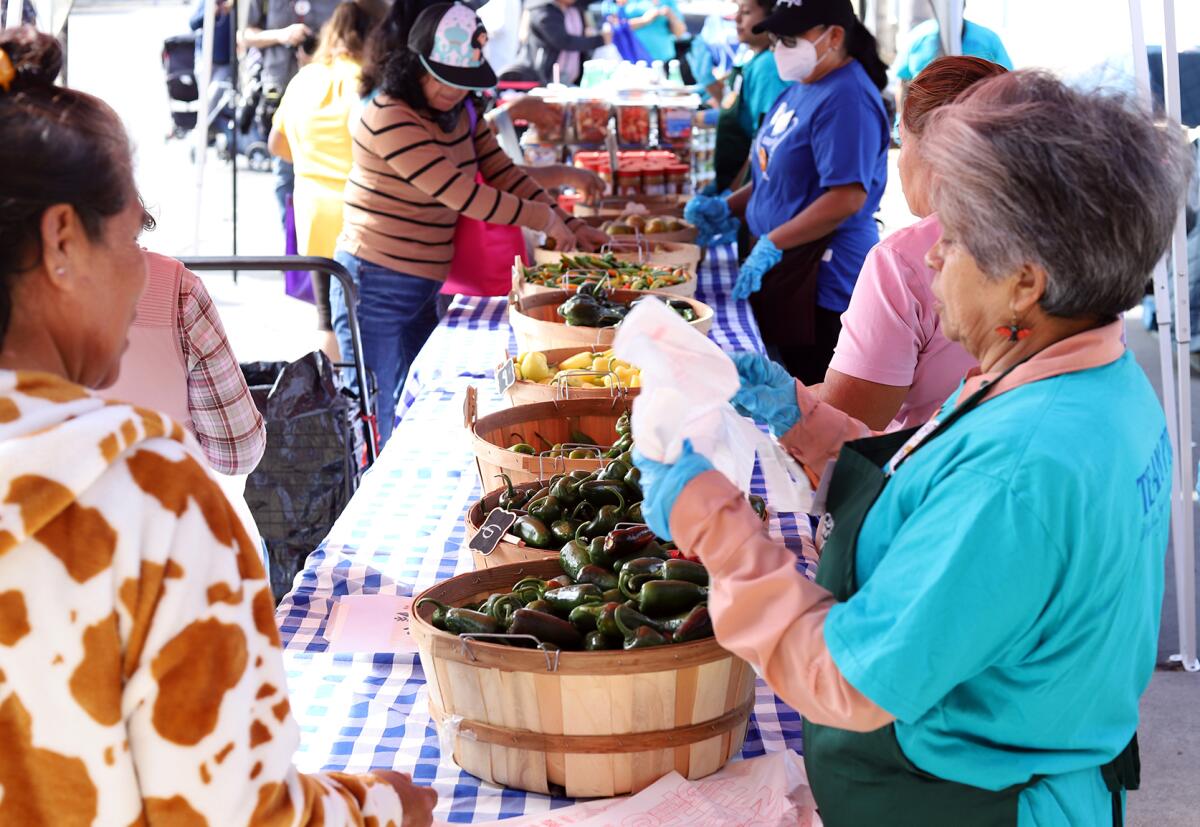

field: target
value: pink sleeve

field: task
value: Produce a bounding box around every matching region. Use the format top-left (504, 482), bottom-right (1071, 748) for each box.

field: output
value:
top-left (670, 471), bottom-right (894, 732)
top-left (828, 242), bottom-right (924, 387)
top-left (777, 381), bottom-right (873, 475)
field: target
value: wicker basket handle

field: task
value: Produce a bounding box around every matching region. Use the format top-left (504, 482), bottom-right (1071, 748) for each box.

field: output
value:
top-left (463, 384), bottom-right (478, 429)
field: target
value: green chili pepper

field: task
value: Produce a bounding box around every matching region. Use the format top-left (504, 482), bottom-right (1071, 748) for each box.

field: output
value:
top-left (615, 412), bottom-right (632, 436)
top-left (625, 501), bottom-right (645, 524)
top-left (638, 580), bottom-right (708, 617)
top-left (488, 593), bottom-right (525, 629)
top-left (596, 459), bottom-right (630, 484)
top-left (527, 495), bottom-right (561, 524)
top-left (619, 558), bottom-right (709, 600)
top-left (602, 525), bottom-right (656, 562)
top-left (549, 574), bottom-right (574, 588)
top-left (613, 604), bottom-right (670, 649)
top-left (612, 542), bottom-right (669, 574)
top-left (618, 451), bottom-right (633, 466)
top-left (543, 583), bottom-right (603, 614)
top-left (416, 597), bottom-right (450, 630)
top-left (570, 427), bottom-right (600, 446)
top-left (443, 608), bottom-right (499, 636)
top-left (576, 495), bottom-right (625, 541)
top-left (494, 474), bottom-right (529, 511)
top-left (569, 469), bottom-right (593, 482)
top-left (572, 500), bottom-right (598, 522)
top-left (576, 564), bottom-right (618, 592)
top-left (624, 466), bottom-right (642, 500)
top-left (568, 601), bottom-right (613, 632)
top-left (549, 475), bottom-right (582, 507)
top-left (610, 602), bottom-right (666, 637)
top-left (512, 515), bottom-right (553, 548)
top-left (748, 494), bottom-right (768, 522)
top-left (508, 608), bottom-right (583, 650)
top-left (509, 442), bottom-right (536, 455)
top-left (512, 577), bottom-right (550, 598)
top-left (584, 630), bottom-right (616, 650)
top-left (671, 604), bottom-right (713, 643)
top-left (600, 587), bottom-right (622, 603)
top-left (525, 599), bottom-right (553, 614)
top-left (559, 539), bottom-right (592, 581)
top-left (586, 536), bottom-right (609, 568)
top-left (550, 519), bottom-right (580, 545)
top-left (579, 480), bottom-right (627, 508)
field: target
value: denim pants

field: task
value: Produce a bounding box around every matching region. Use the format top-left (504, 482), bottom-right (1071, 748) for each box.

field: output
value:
top-left (331, 250), bottom-right (441, 447)
top-left (272, 156), bottom-right (294, 229)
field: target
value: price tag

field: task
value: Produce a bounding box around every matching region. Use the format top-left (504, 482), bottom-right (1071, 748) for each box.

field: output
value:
top-left (325, 594), bottom-right (416, 654)
top-left (495, 358), bottom-right (517, 397)
top-left (469, 509), bottom-right (519, 557)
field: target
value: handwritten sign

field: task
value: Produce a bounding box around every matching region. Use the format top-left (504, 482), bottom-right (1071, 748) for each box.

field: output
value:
top-left (325, 594), bottom-right (417, 654)
top-left (495, 358), bottom-right (517, 397)
top-left (469, 509), bottom-right (518, 557)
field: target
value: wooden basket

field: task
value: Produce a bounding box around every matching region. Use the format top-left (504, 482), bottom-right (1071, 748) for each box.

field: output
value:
top-left (507, 288), bottom-right (713, 354)
top-left (465, 386), bottom-right (631, 487)
top-left (464, 479), bottom-right (559, 569)
top-left (504, 347), bottom-right (641, 406)
top-left (529, 241), bottom-right (701, 294)
top-left (579, 214), bottom-right (698, 245)
top-left (412, 559), bottom-right (756, 797)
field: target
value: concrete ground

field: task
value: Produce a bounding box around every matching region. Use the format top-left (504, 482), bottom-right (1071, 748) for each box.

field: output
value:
top-left (67, 2), bottom-right (1199, 822)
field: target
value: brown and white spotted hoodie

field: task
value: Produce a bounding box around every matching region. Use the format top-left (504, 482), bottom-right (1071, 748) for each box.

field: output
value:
top-left (0, 370), bottom-right (405, 825)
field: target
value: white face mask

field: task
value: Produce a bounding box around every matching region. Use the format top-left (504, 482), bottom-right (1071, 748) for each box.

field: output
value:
top-left (774, 27), bottom-right (833, 82)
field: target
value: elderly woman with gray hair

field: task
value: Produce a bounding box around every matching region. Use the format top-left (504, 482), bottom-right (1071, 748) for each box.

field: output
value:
top-left (630, 70), bottom-right (1193, 825)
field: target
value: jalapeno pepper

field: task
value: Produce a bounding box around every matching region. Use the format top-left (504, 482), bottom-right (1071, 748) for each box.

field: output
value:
top-left (549, 475), bottom-right (581, 508)
top-left (512, 515), bottom-right (553, 548)
top-left (602, 525), bottom-right (656, 562)
top-left (671, 604), bottom-right (713, 643)
top-left (601, 588), bottom-right (622, 603)
top-left (495, 474), bottom-right (530, 511)
top-left (625, 501), bottom-right (645, 524)
top-left (443, 608), bottom-right (499, 636)
top-left (619, 557), bottom-right (709, 600)
top-left (550, 519), bottom-right (580, 544)
top-left (596, 459), bottom-right (630, 483)
top-left (576, 493), bottom-right (625, 541)
top-left (543, 583), bottom-right (603, 614)
top-left (624, 626), bottom-right (670, 649)
top-left (637, 580), bottom-right (708, 617)
top-left (416, 597), bottom-right (450, 630)
top-left (508, 608), bottom-right (583, 650)
top-left (527, 495), bottom-right (561, 524)
top-left (624, 466), bottom-right (643, 500)
top-left (615, 411), bottom-right (631, 436)
top-left (572, 500), bottom-right (598, 522)
top-left (584, 630), bottom-right (616, 651)
top-left (586, 536), bottom-right (608, 567)
top-left (579, 480), bottom-right (627, 508)
top-left (575, 564), bottom-right (618, 592)
top-left (525, 599), bottom-right (553, 614)
top-left (512, 577), bottom-right (550, 598)
top-left (549, 574), bottom-right (574, 588)
top-left (613, 603), bottom-right (669, 648)
top-left (488, 593), bottom-right (525, 629)
top-left (612, 543), bottom-right (669, 574)
top-left (509, 442), bottom-right (536, 455)
top-left (568, 601), bottom-right (614, 633)
top-left (559, 539), bottom-right (592, 581)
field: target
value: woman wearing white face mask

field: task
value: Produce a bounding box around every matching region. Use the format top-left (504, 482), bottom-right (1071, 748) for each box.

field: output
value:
top-left (685, 0), bottom-right (889, 384)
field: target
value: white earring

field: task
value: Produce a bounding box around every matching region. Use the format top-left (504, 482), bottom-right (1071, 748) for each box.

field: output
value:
top-left (55, 268), bottom-right (66, 276)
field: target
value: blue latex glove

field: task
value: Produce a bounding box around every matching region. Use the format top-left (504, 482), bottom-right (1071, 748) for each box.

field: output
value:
top-left (729, 352), bottom-right (801, 436)
top-left (631, 439), bottom-right (715, 541)
top-left (684, 195), bottom-right (739, 247)
top-left (732, 236), bottom-right (783, 300)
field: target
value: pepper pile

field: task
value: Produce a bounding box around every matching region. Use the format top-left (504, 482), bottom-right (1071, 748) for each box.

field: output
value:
top-left (523, 254), bottom-right (690, 292)
top-left (498, 413), bottom-right (643, 546)
top-left (513, 349), bottom-right (641, 389)
top-left (418, 526), bottom-right (714, 651)
top-left (556, 283), bottom-right (698, 328)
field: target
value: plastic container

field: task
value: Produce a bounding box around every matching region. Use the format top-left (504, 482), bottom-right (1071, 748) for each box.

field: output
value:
top-left (666, 163), bottom-right (691, 196)
top-left (642, 165), bottom-right (666, 196)
top-left (658, 107), bottom-right (693, 143)
top-left (573, 99), bottom-right (611, 144)
top-left (616, 166), bottom-right (643, 197)
top-left (616, 104), bottom-right (652, 145)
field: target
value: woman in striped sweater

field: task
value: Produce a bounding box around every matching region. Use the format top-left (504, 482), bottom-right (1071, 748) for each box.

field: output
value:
top-left (334, 1), bottom-right (603, 446)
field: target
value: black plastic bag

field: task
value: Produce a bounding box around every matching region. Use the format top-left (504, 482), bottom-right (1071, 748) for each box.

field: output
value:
top-left (242, 352), bottom-right (363, 603)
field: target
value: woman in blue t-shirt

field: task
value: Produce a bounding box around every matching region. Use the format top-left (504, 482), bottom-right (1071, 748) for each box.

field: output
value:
top-left (686, 0), bottom-right (889, 384)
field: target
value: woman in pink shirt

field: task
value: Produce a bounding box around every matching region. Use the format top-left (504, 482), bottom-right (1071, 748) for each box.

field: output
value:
top-left (821, 56), bottom-right (1007, 430)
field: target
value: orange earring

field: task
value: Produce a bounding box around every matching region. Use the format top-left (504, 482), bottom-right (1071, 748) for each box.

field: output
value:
top-left (995, 314), bottom-right (1031, 342)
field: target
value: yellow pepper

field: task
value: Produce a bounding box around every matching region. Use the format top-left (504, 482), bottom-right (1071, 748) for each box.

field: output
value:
top-left (520, 352), bottom-right (553, 383)
top-left (558, 351), bottom-right (595, 371)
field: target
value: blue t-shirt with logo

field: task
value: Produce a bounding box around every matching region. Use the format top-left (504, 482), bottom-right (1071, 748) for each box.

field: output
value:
top-left (746, 60), bottom-right (888, 312)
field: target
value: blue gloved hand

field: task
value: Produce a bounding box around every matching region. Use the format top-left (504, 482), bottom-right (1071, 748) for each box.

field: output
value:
top-left (684, 194), bottom-right (739, 247)
top-left (631, 439), bottom-right (715, 541)
top-left (732, 236), bottom-right (783, 300)
top-left (729, 352), bottom-right (801, 436)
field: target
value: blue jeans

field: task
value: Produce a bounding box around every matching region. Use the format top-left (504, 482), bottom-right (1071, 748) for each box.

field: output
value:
top-left (272, 157), bottom-right (294, 229)
top-left (331, 250), bottom-right (441, 447)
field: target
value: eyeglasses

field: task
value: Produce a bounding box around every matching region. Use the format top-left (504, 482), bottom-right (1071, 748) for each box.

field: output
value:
top-left (768, 34), bottom-right (798, 49)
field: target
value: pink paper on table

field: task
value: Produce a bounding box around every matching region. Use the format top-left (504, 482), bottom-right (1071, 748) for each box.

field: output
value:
top-left (325, 594), bottom-right (417, 653)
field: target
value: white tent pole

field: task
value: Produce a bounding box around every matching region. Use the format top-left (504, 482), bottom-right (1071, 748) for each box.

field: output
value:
top-left (1161, 0), bottom-right (1199, 672)
top-left (193, 0), bottom-right (217, 253)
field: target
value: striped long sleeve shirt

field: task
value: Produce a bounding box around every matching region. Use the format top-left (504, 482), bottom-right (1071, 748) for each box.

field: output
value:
top-left (339, 94), bottom-right (580, 279)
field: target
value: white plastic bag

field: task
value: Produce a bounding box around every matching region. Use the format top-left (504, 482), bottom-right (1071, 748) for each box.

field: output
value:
top-left (614, 299), bottom-right (812, 513)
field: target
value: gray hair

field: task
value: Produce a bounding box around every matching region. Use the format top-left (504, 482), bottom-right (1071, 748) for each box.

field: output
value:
top-left (921, 70), bottom-right (1194, 320)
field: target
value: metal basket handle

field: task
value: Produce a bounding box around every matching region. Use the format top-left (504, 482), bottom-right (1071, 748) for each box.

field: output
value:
top-left (459, 634), bottom-right (561, 671)
top-left (553, 369), bottom-right (624, 401)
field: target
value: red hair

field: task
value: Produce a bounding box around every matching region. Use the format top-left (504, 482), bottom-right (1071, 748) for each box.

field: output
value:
top-left (901, 55), bottom-right (1008, 136)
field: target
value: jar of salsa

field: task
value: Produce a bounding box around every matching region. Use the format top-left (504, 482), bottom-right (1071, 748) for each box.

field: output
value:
top-left (616, 167), bottom-right (643, 197)
top-left (573, 100), bottom-right (611, 144)
top-left (666, 163), bottom-right (690, 195)
top-left (642, 162), bottom-right (666, 196)
top-left (616, 105), bottom-right (651, 145)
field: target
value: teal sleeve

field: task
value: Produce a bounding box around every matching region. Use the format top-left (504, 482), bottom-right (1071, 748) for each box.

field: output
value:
top-left (743, 55), bottom-right (790, 131)
top-left (824, 469), bottom-right (1062, 722)
top-left (989, 36), bottom-right (1014, 70)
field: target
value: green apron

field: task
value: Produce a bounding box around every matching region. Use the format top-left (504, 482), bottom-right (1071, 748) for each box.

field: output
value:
top-left (803, 368), bottom-right (1141, 826)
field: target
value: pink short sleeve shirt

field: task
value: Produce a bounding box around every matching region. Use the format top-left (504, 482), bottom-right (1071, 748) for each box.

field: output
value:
top-left (829, 214), bottom-right (978, 430)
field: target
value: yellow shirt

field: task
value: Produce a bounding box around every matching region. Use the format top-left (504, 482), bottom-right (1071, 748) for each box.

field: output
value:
top-left (274, 56), bottom-right (360, 257)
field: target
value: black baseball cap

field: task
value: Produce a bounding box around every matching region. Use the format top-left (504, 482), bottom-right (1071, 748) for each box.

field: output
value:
top-left (408, 2), bottom-right (497, 91)
top-left (754, 0), bottom-right (857, 37)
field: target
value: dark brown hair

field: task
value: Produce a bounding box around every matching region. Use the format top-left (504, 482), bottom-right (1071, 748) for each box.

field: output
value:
top-left (0, 26), bottom-right (134, 346)
top-left (901, 55), bottom-right (1008, 136)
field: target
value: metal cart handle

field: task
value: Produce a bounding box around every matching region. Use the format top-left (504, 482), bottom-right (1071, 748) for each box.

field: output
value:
top-left (179, 255), bottom-right (377, 466)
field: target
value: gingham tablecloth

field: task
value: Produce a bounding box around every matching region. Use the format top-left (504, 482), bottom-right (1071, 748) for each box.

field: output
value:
top-left (277, 245), bottom-right (815, 823)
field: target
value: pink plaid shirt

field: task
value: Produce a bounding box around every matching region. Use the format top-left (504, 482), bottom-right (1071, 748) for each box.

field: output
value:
top-left (178, 268), bottom-right (267, 475)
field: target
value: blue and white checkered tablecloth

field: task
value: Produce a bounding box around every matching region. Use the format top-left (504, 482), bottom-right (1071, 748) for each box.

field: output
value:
top-left (277, 245), bottom-right (815, 823)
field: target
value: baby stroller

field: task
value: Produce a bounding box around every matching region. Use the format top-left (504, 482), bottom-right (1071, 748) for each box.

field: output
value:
top-left (160, 32), bottom-right (272, 171)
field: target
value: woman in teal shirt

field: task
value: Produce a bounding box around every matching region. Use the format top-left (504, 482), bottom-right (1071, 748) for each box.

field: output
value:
top-left (633, 71), bottom-right (1192, 825)
top-left (600, 0), bottom-right (686, 63)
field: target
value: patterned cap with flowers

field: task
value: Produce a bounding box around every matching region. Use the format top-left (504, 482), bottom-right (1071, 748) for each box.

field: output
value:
top-left (408, 2), bottom-right (497, 91)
